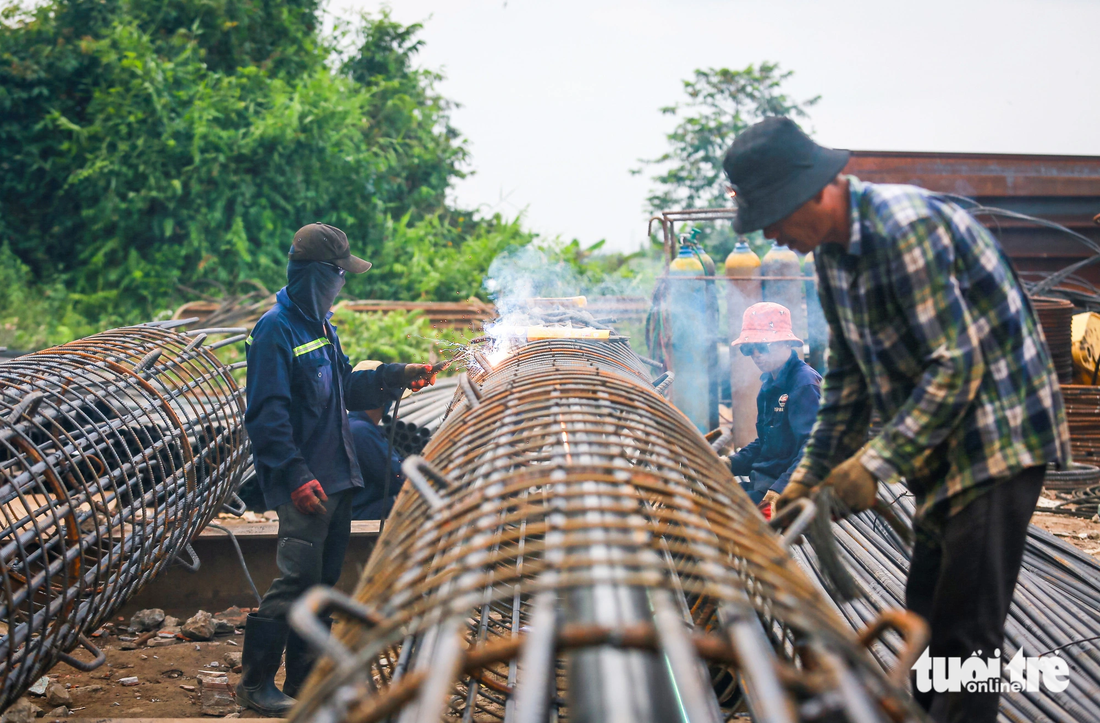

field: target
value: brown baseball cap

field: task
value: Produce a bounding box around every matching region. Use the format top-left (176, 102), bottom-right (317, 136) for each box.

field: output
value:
top-left (289, 223), bottom-right (371, 273)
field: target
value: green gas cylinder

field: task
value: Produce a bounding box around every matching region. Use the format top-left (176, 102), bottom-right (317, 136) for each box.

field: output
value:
top-left (803, 252), bottom-right (827, 372)
top-left (725, 242), bottom-right (763, 449)
top-left (668, 245), bottom-right (710, 432)
top-left (762, 241), bottom-right (807, 351)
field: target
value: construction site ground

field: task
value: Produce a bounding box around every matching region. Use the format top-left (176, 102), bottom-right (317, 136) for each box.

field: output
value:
top-left (1031, 489), bottom-right (1100, 555)
top-left (16, 497), bottom-right (1097, 720)
top-left (40, 622), bottom-right (269, 720)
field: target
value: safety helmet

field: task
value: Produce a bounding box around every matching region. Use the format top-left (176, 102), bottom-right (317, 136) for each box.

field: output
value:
top-left (730, 302), bottom-right (802, 346)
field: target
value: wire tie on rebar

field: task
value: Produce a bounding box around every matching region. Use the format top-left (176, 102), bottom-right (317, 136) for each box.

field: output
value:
top-left (401, 456), bottom-right (454, 509)
top-left (132, 349), bottom-right (162, 374)
top-left (288, 586), bottom-right (383, 670)
top-left (7, 391), bottom-right (44, 424)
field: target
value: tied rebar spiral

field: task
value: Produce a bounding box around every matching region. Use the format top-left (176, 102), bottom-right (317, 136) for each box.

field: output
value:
top-left (0, 322), bottom-right (249, 710)
top-left (291, 338), bottom-right (929, 723)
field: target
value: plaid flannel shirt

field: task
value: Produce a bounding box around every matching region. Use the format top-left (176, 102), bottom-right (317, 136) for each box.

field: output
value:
top-left (796, 176), bottom-right (1070, 523)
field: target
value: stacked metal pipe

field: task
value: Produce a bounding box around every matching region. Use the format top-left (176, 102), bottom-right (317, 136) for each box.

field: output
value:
top-left (290, 337), bottom-right (928, 723)
top-left (791, 484), bottom-right (1100, 722)
top-left (0, 322), bottom-right (248, 710)
top-left (381, 377), bottom-right (459, 458)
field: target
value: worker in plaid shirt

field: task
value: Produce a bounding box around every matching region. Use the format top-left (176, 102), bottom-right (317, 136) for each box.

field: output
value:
top-left (724, 118), bottom-right (1069, 723)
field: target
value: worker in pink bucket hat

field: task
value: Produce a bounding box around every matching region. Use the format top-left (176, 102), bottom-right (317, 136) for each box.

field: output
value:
top-left (727, 302), bottom-right (822, 518)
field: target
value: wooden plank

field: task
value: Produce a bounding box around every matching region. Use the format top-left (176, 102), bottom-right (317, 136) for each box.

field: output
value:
top-left (198, 520), bottom-right (379, 539)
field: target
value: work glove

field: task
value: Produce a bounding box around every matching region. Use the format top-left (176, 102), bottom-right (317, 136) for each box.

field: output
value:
top-left (761, 490), bottom-right (780, 520)
top-left (776, 466), bottom-right (816, 512)
top-left (821, 454), bottom-right (878, 513)
top-left (402, 363), bottom-right (438, 392)
top-left (291, 479), bottom-right (328, 515)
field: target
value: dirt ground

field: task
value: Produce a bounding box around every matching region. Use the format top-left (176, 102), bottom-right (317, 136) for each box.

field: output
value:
top-left (1031, 488), bottom-right (1100, 555)
top-left (15, 494), bottom-right (1096, 720)
top-left (25, 614), bottom-right (272, 719)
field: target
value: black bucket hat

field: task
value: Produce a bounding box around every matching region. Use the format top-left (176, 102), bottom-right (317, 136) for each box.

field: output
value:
top-left (289, 223), bottom-right (372, 273)
top-left (722, 117), bottom-right (850, 233)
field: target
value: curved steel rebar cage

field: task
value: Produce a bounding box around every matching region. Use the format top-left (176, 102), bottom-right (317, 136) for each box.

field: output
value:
top-left (293, 338), bottom-right (927, 723)
top-left (0, 323), bottom-right (248, 709)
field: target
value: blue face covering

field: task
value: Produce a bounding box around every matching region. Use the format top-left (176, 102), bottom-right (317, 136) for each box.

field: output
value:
top-left (286, 260), bottom-right (346, 322)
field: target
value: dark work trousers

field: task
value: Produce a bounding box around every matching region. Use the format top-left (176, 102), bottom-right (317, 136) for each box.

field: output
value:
top-left (256, 488), bottom-right (355, 623)
top-left (740, 470), bottom-right (778, 505)
top-left (905, 465), bottom-right (1045, 723)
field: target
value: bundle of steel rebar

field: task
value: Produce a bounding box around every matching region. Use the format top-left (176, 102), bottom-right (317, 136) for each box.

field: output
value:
top-left (791, 484), bottom-right (1100, 722)
top-left (381, 376), bottom-right (459, 457)
top-left (0, 321), bottom-right (249, 710)
top-left (1031, 297), bottom-right (1076, 385)
top-left (1061, 385), bottom-right (1100, 461)
top-left (290, 337), bottom-right (928, 723)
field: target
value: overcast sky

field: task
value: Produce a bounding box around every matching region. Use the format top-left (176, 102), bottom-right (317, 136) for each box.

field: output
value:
top-left (339, 0), bottom-right (1100, 252)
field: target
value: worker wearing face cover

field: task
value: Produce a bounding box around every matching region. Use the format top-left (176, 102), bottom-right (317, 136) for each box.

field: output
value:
top-left (239, 223), bottom-right (437, 716)
top-left (726, 302), bottom-right (821, 518)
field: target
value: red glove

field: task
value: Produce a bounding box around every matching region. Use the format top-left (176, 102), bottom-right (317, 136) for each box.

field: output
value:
top-left (291, 479), bottom-right (328, 515)
top-left (403, 363), bottom-right (438, 392)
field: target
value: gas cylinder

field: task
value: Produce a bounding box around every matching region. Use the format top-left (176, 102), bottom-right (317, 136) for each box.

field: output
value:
top-left (725, 242), bottom-right (763, 449)
top-left (803, 251), bottom-right (827, 373)
top-left (762, 241), bottom-right (807, 350)
top-left (668, 245), bottom-right (710, 432)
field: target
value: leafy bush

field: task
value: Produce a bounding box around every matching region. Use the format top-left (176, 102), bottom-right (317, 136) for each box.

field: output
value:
top-left (330, 307), bottom-right (464, 366)
top-left (0, 243), bottom-right (117, 350)
top-left (0, 2), bottom-right (474, 321)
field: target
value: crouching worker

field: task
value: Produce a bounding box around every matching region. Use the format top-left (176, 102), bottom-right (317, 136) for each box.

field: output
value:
top-left (240, 224), bottom-right (437, 716)
top-left (727, 302), bottom-right (821, 517)
top-left (348, 360), bottom-right (405, 521)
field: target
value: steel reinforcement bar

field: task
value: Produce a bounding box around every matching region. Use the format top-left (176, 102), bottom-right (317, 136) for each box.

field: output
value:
top-left (291, 338), bottom-right (929, 723)
top-left (0, 322), bottom-right (249, 710)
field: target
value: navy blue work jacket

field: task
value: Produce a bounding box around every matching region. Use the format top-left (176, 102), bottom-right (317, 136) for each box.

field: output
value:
top-left (348, 411), bottom-right (403, 520)
top-left (728, 351), bottom-right (822, 493)
top-left (244, 288), bottom-right (406, 509)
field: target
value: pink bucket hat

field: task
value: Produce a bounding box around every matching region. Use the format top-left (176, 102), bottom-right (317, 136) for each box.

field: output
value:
top-left (731, 302), bottom-right (802, 345)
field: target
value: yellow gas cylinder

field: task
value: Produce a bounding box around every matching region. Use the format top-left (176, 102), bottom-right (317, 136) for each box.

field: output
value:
top-left (725, 242), bottom-right (763, 449)
top-left (762, 241), bottom-right (807, 349)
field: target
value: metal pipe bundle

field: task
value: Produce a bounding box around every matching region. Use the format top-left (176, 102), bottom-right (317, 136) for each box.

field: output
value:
top-left (291, 337), bottom-right (928, 723)
top-left (0, 322), bottom-right (249, 710)
top-left (791, 484), bottom-right (1100, 722)
top-left (382, 377), bottom-right (459, 458)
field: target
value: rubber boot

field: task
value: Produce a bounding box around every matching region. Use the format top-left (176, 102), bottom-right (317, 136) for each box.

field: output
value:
top-left (235, 614), bottom-right (296, 716)
top-left (282, 617), bottom-right (331, 699)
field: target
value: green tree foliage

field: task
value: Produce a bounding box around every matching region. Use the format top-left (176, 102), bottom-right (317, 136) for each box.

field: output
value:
top-left (330, 308), bottom-right (463, 366)
top-left (636, 63), bottom-right (818, 259)
top-left (0, 0), bottom-right (500, 341)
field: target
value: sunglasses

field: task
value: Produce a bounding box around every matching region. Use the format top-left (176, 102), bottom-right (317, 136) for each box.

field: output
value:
top-left (739, 343), bottom-right (773, 357)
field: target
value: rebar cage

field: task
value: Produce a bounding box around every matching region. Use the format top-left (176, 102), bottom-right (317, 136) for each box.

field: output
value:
top-left (0, 323), bottom-right (249, 709)
top-left (293, 338), bottom-right (928, 723)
